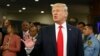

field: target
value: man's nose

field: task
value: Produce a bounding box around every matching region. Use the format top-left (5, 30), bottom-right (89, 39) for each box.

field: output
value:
top-left (53, 12), bottom-right (57, 15)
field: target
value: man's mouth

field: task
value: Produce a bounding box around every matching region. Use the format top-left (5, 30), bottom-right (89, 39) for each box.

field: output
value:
top-left (54, 16), bottom-right (58, 19)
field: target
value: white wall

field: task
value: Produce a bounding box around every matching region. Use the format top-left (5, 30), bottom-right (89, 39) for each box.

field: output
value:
top-left (68, 5), bottom-right (90, 24)
top-left (31, 14), bottom-right (54, 24)
top-left (0, 5), bottom-right (90, 24)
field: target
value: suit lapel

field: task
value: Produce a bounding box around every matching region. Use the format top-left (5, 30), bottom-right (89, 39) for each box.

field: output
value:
top-left (67, 24), bottom-right (72, 56)
top-left (50, 24), bottom-right (57, 55)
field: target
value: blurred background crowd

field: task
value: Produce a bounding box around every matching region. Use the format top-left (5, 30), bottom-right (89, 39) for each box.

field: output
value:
top-left (0, 0), bottom-right (100, 56)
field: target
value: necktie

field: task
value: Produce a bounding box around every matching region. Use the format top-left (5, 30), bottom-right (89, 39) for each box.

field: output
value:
top-left (57, 25), bottom-right (63, 56)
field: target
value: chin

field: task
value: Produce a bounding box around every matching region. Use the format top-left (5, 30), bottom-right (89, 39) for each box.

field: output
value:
top-left (54, 21), bottom-right (58, 23)
top-left (53, 19), bottom-right (59, 22)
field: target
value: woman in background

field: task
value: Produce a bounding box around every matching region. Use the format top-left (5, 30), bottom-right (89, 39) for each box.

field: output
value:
top-left (0, 25), bottom-right (21, 56)
top-left (0, 28), bottom-right (2, 56)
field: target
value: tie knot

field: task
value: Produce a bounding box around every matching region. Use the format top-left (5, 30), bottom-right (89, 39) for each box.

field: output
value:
top-left (59, 25), bottom-right (62, 28)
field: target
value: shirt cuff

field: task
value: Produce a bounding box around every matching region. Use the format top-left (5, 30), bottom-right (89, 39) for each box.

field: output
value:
top-left (25, 47), bottom-right (34, 54)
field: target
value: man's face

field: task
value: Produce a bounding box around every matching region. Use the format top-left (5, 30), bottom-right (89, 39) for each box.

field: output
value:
top-left (29, 27), bottom-right (38, 37)
top-left (77, 24), bottom-right (84, 32)
top-left (52, 6), bottom-right (68, 24)
top-left (22, 22), bottom-right (29, 32)
top-left (83, 26), bottom-right (91, 36)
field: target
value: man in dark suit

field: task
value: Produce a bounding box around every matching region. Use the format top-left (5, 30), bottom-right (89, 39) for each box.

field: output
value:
top-left (18, 21), bottom-right (30, 56)
top-left (22, 3), bottom-right (83, 56)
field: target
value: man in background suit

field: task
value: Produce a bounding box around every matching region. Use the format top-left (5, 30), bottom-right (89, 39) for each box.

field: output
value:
top-left (22, 3), bottom-right (84, 56)
top-left (25, 25), bottom-right (38, 56)
top-left (18, 21), bottom-right (30, 56)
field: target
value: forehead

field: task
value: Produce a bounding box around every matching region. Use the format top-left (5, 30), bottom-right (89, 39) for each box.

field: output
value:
top-left (30, 27), bottom-right (36, 31)
top-left (52, 6), bottom-right (64, 10)
top-left (84, 26), bottom-right (89, 29)
top-left (22, 22), bottom-right (29, 25)
top-left (78, 24), bottom-right (84, 27)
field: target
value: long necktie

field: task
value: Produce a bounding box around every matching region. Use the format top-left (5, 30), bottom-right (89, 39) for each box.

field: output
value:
top-left (57, 25), bottom-right (63, 56)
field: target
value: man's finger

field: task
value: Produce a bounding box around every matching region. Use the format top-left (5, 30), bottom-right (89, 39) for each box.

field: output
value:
top-left (21, 39), bottom-right (25, 43)
top-left (33, 38), bottom-right (37, 42)
top-left (27, 35), bottom-right (32, 39)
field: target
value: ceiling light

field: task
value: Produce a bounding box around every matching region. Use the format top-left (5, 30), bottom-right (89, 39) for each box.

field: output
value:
top-left (41, 11), bottom-right (44, 13)
top-left (6, 4), bottom-right (10, 7)
top-left (50, 4), bottom-right (53, 7)
top-left (19, 10), bottom-right (22, 12)
top-left (22, 7), bottom-right (26, 10)
top-left (35, 0), bottom-right (39, 2)
top-left (3, 16), bottom-right (7, 19)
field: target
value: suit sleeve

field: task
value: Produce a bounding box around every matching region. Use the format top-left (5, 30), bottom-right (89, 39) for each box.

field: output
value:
top-left (77, 30), bottom-right (84, 56)
top-left (25, 46), bottom-right (34, 54)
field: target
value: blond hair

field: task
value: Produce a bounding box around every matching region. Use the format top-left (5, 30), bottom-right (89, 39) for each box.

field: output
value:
top-left (51, 3), bottom-right (68, 11)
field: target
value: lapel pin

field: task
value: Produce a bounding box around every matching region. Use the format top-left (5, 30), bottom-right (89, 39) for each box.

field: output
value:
top-left (69, 28), bottom-right (71, 31)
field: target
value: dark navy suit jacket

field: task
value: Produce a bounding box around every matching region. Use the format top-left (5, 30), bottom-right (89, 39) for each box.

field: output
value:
top-left (30, 24), bottom-right (84, 56)
top-left (18, 31), bottom-right (26, 56)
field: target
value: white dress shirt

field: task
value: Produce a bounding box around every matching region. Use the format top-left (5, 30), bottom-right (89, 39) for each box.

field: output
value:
top-left (23, 30), bottom-right (29, 38)
top-left (55, 21), bottom-right (67, 56)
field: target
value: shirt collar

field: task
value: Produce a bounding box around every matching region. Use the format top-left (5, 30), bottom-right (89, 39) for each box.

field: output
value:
top-left (88, 33), bottom-right (94, 37)
top-left (23, 30), bottom-right (29, 33)
top-left (87, 33), bottom-right (94, 40)
top-left (55, 21), bottom-right (67, 29)
top-left (30, 34), bottom-right (38, 39)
